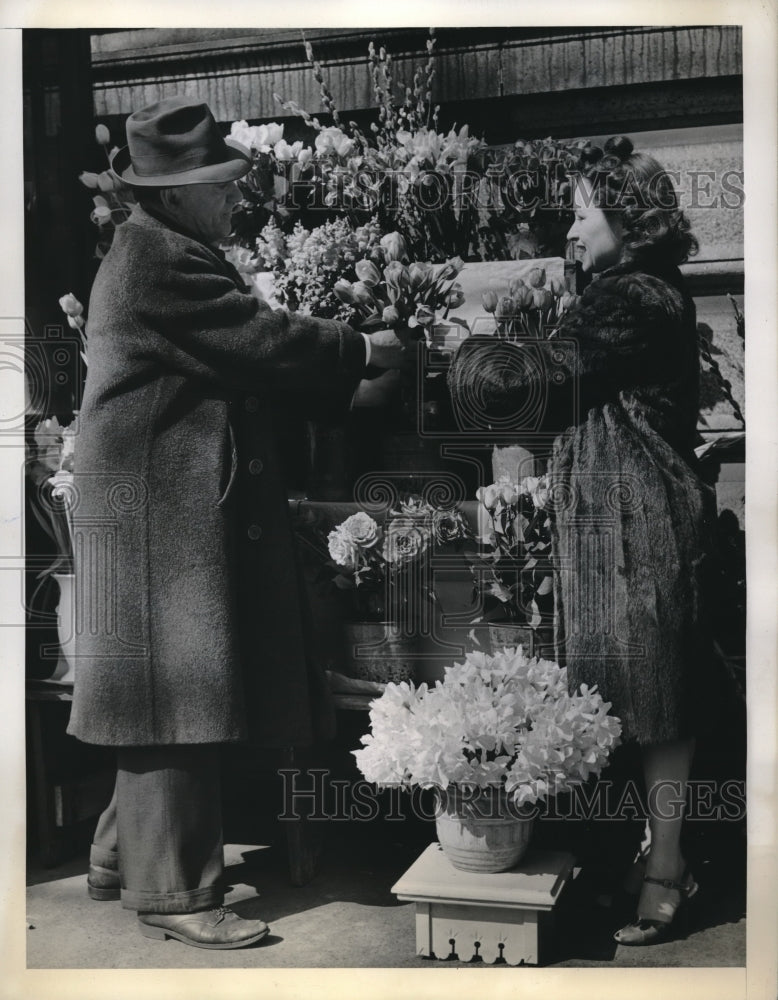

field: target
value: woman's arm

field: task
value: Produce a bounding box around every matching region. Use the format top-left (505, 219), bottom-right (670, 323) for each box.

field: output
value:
top-left (448, 270), bottom-right (686, 435)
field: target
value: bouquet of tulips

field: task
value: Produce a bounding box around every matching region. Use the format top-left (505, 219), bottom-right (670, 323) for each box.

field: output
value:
top-left (332, 230), bottom-right (466, 344)
top-left (481, 265), bottom-right (580, 340)
top-left (78, 123), bottom-right (135, 259)
top-left (226, 120), bottom-right (317, 250)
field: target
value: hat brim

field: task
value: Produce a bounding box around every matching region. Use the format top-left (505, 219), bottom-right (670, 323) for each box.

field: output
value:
top-left (110, 139), bottom-right (252, 187)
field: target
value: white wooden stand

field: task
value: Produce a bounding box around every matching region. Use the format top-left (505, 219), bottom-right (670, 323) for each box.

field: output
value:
top-left (391, 842), bottom-right (575, 966)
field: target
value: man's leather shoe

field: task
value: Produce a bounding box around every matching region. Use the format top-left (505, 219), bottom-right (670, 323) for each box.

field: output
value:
top-left (138, 906), bottom-right (270, 949)
top-left (87, 864), bottom-right (121, 901)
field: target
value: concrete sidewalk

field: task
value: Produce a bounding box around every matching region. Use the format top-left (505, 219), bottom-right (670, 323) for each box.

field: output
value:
top-left (26, 817), bottom-right (745, 970)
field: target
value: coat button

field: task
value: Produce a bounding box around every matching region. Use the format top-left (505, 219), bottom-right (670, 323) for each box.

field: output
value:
top-left (249, 458), bottom-right (264, 475)
top-left (245, 396), bottom-right (259, 413)
top-left (247, 524), bottom-right (262, 541)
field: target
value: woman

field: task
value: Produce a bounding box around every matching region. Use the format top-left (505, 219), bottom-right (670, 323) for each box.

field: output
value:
top-left (449, 136), bottom-right (719, 945)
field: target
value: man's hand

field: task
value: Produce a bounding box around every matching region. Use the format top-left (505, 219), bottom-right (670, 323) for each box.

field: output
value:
top-left (366, 328), bottom-right (406, 369)
top-left (351, 369), bottom-right (402, 408)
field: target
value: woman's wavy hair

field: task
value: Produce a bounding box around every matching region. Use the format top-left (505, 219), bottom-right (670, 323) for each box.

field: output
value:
top-left (568, 135), bottom-right (698, 266)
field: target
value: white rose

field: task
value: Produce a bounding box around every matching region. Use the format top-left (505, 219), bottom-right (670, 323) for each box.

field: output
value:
top-left (340, 511), bottom-right (381, 549)
top-left (327, 527), bottom-right (358, 570)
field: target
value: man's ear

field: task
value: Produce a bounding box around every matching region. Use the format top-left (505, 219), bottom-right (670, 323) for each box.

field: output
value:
top-left (158, 187), bottom-right (180, 213)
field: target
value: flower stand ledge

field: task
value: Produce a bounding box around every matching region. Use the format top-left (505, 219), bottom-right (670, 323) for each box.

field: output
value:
top-left (391, 842), bottom-right (575, 966)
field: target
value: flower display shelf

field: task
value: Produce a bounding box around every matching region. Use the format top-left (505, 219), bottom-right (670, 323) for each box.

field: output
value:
top-left (391, 842), bottom-right (575, 966)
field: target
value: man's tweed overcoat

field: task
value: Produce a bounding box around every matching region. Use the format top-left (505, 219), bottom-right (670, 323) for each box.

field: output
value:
top-left (448, 259), bottom-right (721, 744)
top-left (67, 205), bottom-right (365, 747)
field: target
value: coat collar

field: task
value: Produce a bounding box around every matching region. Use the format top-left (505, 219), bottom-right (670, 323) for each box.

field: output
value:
top-left (595, 255), bottom-right (684, 291)
top-left (124, 203), bottom-right (239, 279)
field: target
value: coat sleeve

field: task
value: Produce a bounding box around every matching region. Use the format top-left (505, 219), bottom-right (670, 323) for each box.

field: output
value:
top-left (447, 271), bottom-right (686, 434)
top-left (128, 237), bottom-right (367, 397)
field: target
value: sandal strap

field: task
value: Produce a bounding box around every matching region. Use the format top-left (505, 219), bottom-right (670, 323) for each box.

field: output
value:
top-left (642, 871), bottom-right (694, 893)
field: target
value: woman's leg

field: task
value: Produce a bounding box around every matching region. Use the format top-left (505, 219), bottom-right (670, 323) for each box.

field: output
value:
top-left (638, 737), bottom-right (696, 917)
top-left (614, 737), bottom-right (697, 942)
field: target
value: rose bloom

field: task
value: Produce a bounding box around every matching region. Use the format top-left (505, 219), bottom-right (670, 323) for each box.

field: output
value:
top-left (327, 526), bottom-right (359, 570)
top-left (340, 511), bottom-right (382, 549)
top-left (432, 509), bottom-right (468, 545)
top-left (382, 521), bottom-right (430, 567)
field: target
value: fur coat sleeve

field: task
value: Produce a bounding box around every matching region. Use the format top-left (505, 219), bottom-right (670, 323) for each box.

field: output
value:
top-left (448, 264), bottom-right (695, 443)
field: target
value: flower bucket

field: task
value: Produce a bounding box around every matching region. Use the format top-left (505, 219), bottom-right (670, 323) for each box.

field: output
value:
top-left (488, 624), bottom-right (553, 660)
top-left (51, 572), bottom-right (76, 683)
top-left (435, 786), bottom-right (535, 873)
top-left (343, 621), bottom-right (418, 684)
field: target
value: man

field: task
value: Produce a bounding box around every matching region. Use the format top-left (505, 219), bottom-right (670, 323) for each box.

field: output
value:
top-left (67, 96), bottom-right (403, 949)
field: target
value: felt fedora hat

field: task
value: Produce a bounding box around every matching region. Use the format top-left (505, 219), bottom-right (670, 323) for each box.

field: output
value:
top-left (110, 96), bottom-right (252, 186)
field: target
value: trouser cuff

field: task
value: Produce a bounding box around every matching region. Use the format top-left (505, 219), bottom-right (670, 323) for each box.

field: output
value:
top-left (89, 845), bottom-right (119, 869)
top-left (123, 885), bottom-right (223, 914)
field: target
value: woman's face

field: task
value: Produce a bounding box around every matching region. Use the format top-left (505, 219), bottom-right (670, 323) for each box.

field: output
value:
top-left (566, 180), bottom-right (624, 274)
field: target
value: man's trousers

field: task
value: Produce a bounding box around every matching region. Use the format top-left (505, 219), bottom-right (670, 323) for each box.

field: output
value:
top-left (90, 745), bottom-right (224, 914)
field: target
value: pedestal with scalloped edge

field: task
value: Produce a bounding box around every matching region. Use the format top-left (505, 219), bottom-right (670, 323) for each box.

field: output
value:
top-left (391, 842), bottom-right (574, 966)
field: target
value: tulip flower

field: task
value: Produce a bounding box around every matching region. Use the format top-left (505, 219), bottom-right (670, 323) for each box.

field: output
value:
top-left (446, 283), bottom-right (465, 309)
top-left (256, 122), bottom-right (285, 148)
top-left (495, 296), bottom-right (516, 322)
top-left (314, 126), bottom-right (354, 157)
top-left (481, 290), bottom-right (499, 313)
top-left (96, 171), bottom-right (116, 192)
top-left (549, 277), bottom-right (565, 296)
top-left (515, 286), bottom-right (535, 309)
top-left (509, 277), bottom-right (526, 298)
top-left (352, 281), bottom-right (377, 307)
top-left (382, 305), bottom-right (400, 325)
top-left (58, 293), bottom-right (84, 317)
top-left (498, 481), bottom-right (519, 505)
top-left (414, 304), bottom-right (435, 326)
top-left (95, 124), bottom-right (111, 146)
top-left (383, 261), bottom-right (411, 288)
top-left (527, 266), bottom-right (546, 288)
top-left (408, 262), bottom-right (433, 289)
top-left (476, 484), bottom-right (501, 510)
top-left (355, 259), bottom-right (382, 287)
top-left (273, 139), bottom-right (303, 161)
top-left (380, 231), bottom-right (408, 262)
top-left (333, 279), bottom-right (356, 304)
top-left (532, 288), bottom-right (555, 311)
top-left (435, 256), bottom-right (465, 282)
top-left (297, 147), bottom-right (313, 169)
top-left (79, 171), bottom-right (100, 189)
top-left (91, 205), bottom-right (112, 226)
top-left (67, 315), bottom-right (85, 330)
